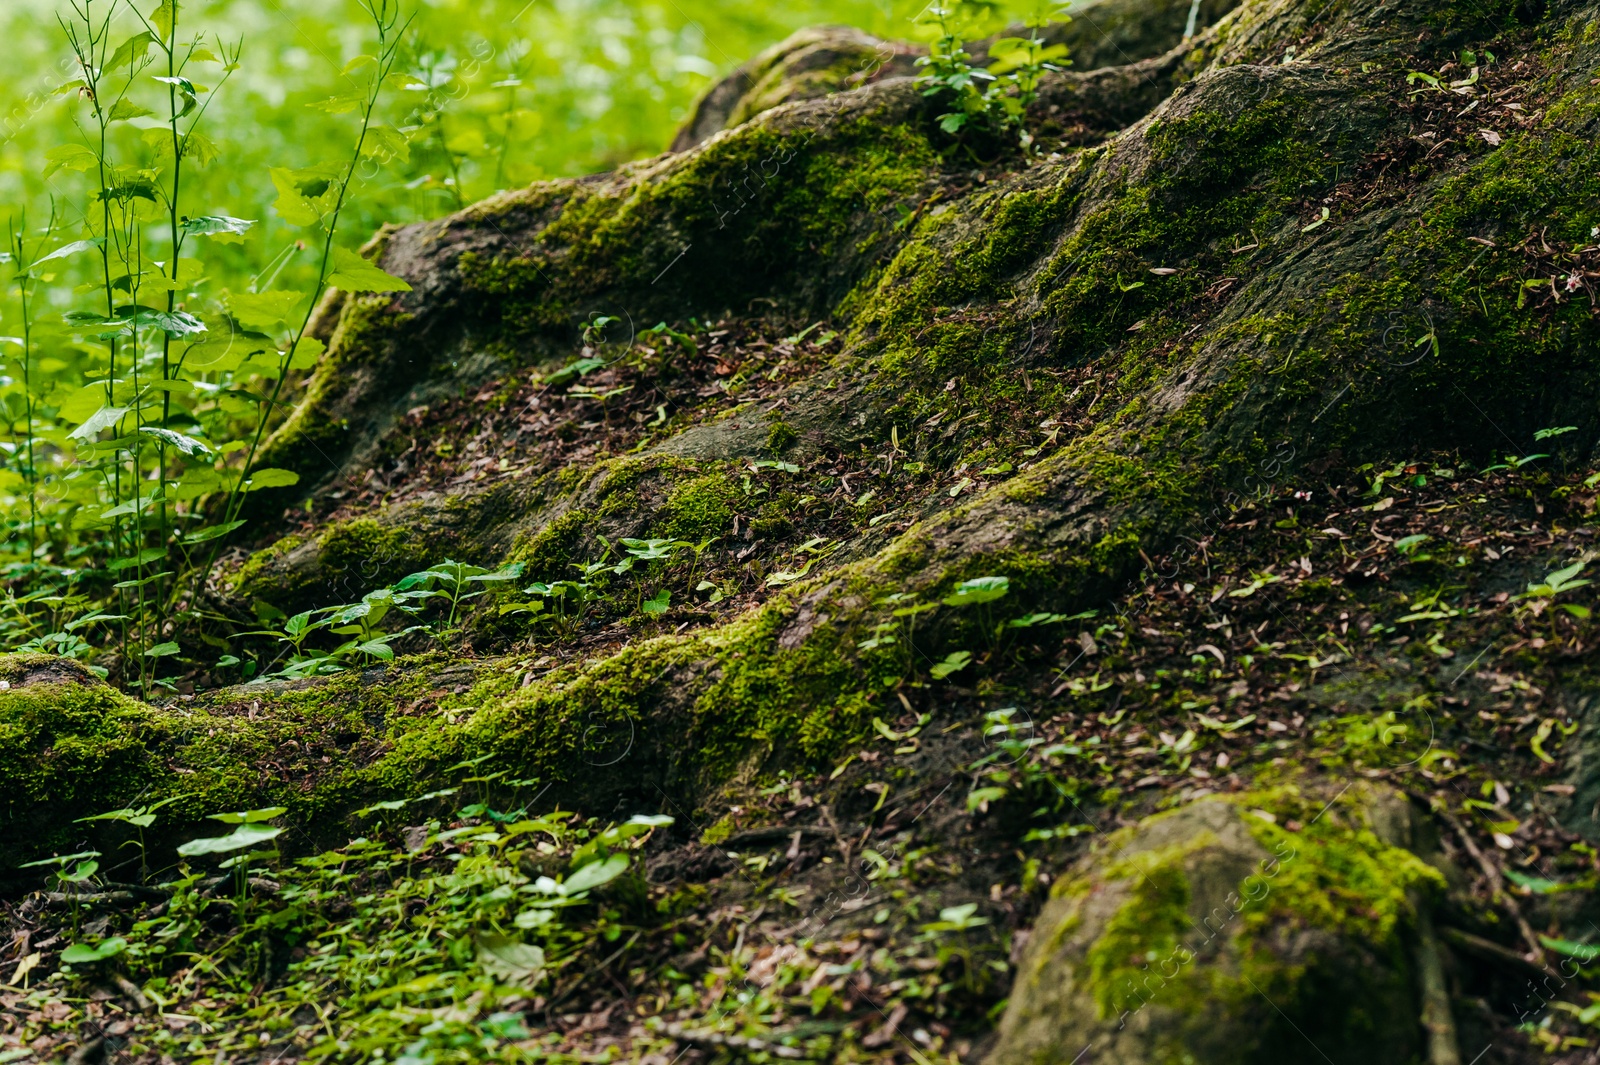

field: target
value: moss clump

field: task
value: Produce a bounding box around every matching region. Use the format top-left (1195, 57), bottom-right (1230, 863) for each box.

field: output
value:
top-left (1070, 787), bottom-right (1440, 1061)
top-left (1233, 785), bottom-right (1443, 948)
top-left (655, 473), bottom-right (738, 542)
top-left (510, 508), bottom-right (593, 582)
top-left (765, 419), bottom-right (799, 454)
top-left (0, 655), bottom-right (456, 870)
top-left (316, 517), bottom-right (429, 589)
top-left (232, 516), bottom-right (427, 609)
top-left (457, 111), bottom-right (938, 351)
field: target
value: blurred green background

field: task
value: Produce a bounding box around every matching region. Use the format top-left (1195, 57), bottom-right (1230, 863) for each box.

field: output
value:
top-left (0, 0), bottom-right (942, 260)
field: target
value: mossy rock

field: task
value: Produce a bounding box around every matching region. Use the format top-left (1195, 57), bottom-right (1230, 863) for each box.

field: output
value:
top-left (991, 785), bottom-right (1446, 1065)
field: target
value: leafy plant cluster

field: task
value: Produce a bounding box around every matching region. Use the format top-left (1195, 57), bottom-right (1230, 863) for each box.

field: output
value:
top-left (0, 0), bottom-right (417, 692)
top-left (860, 573), bottom-right (1093, 684)
top-left (14, 770), bottom-right (673, 1063)
top-left (913, 0), bottom-right (1069, 147)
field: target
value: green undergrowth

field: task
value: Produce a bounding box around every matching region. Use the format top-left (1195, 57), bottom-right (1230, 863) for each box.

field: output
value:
top-left (9, 795), bottom-right (679, 1063)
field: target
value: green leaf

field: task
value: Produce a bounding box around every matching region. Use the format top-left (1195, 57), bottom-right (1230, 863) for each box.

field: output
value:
top-left (67, 405), bottom-right (130, 441)
top-left (150, 0), bottom-right (175, 38)
top-left (35, 239), bottom-right (105, 267)
top-left (19, 850), bottom-right (101, 869)
top-left (243, 467), bottom-right (300, 492)
top-left (327, 246), bottom-right (412, 293)
top-left (176, 822), bottom-right (283, 857)
top-left (285, 336), bottom-right (325, 370)
top-left (183, 521), bottom-right (246, 544)
top-left (60, 938), bottom-right (126, 965)
top-left (930, 650), bottom-right (972, 679)
top-left (475, 933), bottom-right (546, 986)
top-left (228, 290), bottom-right (303, 332)
top-left (1505, 869), bottom-right (1567, 894)
top-left (144, 641), bottom-right (180, 658)
top-left (126, 307), bottom-right (206, 337)
top-left (107, 30), bottom-right (156, 71)
top-left (44, 144), bottom-right (98, 177)
top-left (546, 357), bottom-right (604, 386)
top-left (269, 167), bottom-right (323, 227)
top-left (108, 98), bottom-right (156, 122)
top-left (564, 853), bottom-right (629, 893)
top-left (208, 806), bottom-right (288, 824)
top-left (108, 547), bottom-right (168, 571)
top-left (139, 426), bottom-right (212, 455)
top-left (1540, 935), bottom-right (1600, 962)
top-left (307, 90), bottom-right (366, 114)
top-left (942, 576), bottom-right (1010, 606)
top-left (362, 124), bottom-right (412, 164)
top-left (641, 589), bottom-right (671, 615)
top-left (966, 787), bottom-right (1007, 812)
top-left (183, 215), bottom-right (255, 241)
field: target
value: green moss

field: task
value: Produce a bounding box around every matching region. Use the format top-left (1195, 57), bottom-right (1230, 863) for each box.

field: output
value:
top-left (1067, 787), bottom-right (1440, 1061)
top-left (317, 517), bottom-right (427, 585)
top-left (1235, 785), bottom-right (1443, 947)
top-left (765, 419), bottom-right (799, 454)
top-left (509, 508), bottom-right (593, 582)
top-left (229, 532), bottom-right (306, 594)
top-left (232, 516), bottom-right (427, 608)
top-left (1083, 840), bottom-right (1202, 1019)
top-left (656, 473), bottom-right (738, 542)
top-left (457, 114), bottom-right (937, 349)
top-left (1302, 72), bottom-right (1600, 461)
top-left (0, 656), bottom-right (454, 869)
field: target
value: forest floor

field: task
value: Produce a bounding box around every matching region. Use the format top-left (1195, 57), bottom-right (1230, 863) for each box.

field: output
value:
top-left (7, 439), bottom-right (1600, 1064)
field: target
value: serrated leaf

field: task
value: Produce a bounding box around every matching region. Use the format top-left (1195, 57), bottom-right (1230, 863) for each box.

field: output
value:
top-left (125, 306), bottom-right (206, 337)
top-left (361, 124), bottom-right (411, 164)
top-left (307, 90), bottom-right (365, 114)
top-left (183, 131), bottom-right (220, 167)
top-left (269, 167), bottom-right (322, 227)
top-left (183, 333), bottom-right (257, 371)
top-left (183, 215), bottom-right (255, 241)
top-left (229, 290), bottom-right (303, 332)
top-left (109, 98), bottom-right (156, 122)
top-left (44, 144), bottom-right (98, 177)
top-left (150, 0), bottom-right (175, 38)
top-left (286, 336), bottom-right (325, 370)
top-left (327, 245), bottom-right (411, 293)
top-left (107, 30), bottom-right (155, 71)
